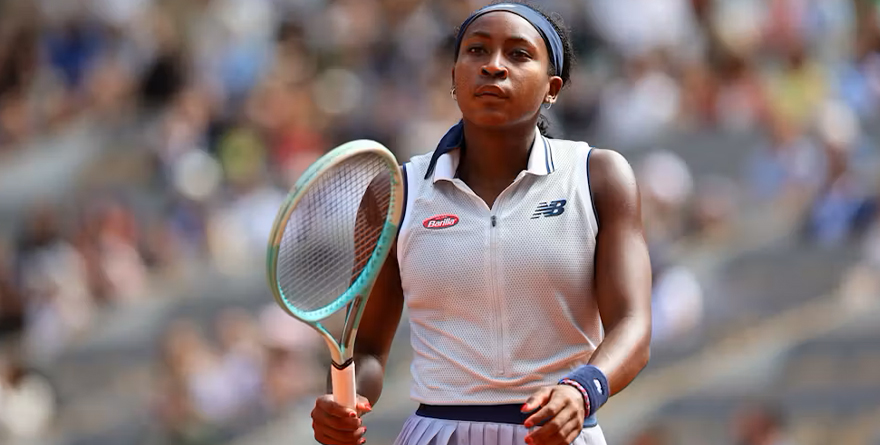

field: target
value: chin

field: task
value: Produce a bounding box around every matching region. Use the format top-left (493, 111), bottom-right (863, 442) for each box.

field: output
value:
top-left (464, 109), bottom-right (517, 128)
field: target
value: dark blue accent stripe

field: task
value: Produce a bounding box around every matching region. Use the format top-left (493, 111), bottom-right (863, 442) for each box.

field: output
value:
top-left (542, 137), bottom-right (551, 174)
top-left (425, 120), bottom-right (464, 180)
top-left (416, 404), bottom-right (598, 428)
top-left (397, 163), bottom-right (408, 240)
top-left (586, 149), bottom-right (599, 230)
top-left (544, 136), bottom-right (555, 173)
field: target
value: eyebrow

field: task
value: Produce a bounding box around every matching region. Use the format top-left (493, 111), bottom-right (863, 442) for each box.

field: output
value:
top-left (465, 30), bottom-right (538, 47)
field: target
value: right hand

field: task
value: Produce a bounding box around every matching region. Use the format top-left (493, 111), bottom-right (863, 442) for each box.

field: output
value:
top-left (311, 394), bottom-right (372, 445)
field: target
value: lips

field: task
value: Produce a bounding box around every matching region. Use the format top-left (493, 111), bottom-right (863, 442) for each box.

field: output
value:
top-left (474, 85), bottom-right (509, 98)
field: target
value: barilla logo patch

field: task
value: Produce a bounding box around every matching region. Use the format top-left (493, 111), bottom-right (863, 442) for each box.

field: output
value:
top-left (423, 214), bottom-right (459, 229)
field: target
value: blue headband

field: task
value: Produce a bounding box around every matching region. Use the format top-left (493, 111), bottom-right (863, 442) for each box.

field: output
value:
top-left (454, 3), bottom-right (564, 77)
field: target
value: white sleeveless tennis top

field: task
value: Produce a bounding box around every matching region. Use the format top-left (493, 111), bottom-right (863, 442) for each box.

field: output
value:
top-left (396, 128), bottom-right (603, 405)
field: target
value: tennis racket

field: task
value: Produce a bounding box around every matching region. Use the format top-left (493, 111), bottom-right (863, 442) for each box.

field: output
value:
top-left (266, 140), bottom-right (403, 409)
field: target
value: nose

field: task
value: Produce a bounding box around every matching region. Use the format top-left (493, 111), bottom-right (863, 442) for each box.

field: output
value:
top-left (481, 53), bottom-right (508, 79)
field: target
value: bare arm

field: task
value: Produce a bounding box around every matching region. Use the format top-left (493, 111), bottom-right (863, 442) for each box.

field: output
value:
top-left (587, 148), bottom-right (652, 396)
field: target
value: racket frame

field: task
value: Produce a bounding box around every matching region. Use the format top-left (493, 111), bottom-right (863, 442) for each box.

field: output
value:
top-left (265, 140), bottom-right (403, 407)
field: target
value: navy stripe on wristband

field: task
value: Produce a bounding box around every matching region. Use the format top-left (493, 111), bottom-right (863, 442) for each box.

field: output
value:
top-left (559, 365), bottom-right (609, 417)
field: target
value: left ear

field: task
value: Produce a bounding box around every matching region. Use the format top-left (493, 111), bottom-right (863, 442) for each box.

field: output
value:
top-left (545, 76), bottom-right (563, 105)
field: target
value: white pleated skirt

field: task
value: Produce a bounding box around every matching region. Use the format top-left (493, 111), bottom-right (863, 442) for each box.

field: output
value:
top-left (393, 414), bottom-right (607, 445)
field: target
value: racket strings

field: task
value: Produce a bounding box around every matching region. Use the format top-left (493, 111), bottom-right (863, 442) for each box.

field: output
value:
top-left (351, 174), bottom-right (391, 282)
top-left (276, 154), bottom-right (392, 313)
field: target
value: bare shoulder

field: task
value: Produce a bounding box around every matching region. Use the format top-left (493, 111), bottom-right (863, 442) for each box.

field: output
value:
top-left (588, 148), bottom-right (639, 215)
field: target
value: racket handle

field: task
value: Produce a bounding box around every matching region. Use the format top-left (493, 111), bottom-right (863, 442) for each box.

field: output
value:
top-left (331, 361), bottom-right (357, 409)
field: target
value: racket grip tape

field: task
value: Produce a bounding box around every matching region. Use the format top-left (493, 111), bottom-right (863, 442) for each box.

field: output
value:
top-left (331, 359), bottom-right (358, 409)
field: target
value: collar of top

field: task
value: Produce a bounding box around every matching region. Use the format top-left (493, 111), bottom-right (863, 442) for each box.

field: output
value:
top-left (425, 120), bottom-right (556, 182)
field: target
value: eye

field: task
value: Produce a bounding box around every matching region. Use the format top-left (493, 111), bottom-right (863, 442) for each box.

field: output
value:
top-left (511, 49), bottom-right (532, 60)
top-left (467, 46), bottom-right (485, 54)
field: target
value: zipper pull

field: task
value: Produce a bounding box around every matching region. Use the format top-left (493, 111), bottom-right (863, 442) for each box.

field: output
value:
top-left (491, 215), bottom-right (497, 227)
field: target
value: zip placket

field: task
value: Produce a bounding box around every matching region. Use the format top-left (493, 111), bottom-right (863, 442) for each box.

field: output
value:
top-left (489, 212), bottom-right (506, 376)
top-left (451, 176), bottom-right (525, 377)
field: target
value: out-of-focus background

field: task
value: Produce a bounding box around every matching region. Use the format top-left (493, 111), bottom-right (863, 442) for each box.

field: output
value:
top-left (1, 0), bottom-right (879, 444)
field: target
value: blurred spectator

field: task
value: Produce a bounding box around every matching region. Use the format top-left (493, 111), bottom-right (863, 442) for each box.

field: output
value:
top-left (150, 86), bottom-right (216, 182)
top-left (711, 51), bottom-right (771, 133)
top-left (763, 3), bottom-right (830, 132)
top-left (15, 205), bottom-right (95, 364)
top-left (586, 0), bottom-right (703, 61)
top-left (627, 424), bottom-right (672, 445)
top-left (152, 305), bottom-right (324, 443)
top-left (137, 5), bottom-right (186, 110)
top-left (0, 341), bottom-right (58, 443)
top-left (636, 150), bottom-right (705, 346)
top-left (597, 52), bottom-right (682, 148)
top-left (154, 318), bottom-right (229, 444)
top-left (244, 50), bottom-right (325, 185)
top-left (731, 402), bottom-right (796, 445)
top-left (258, 303), bottom-right (323, 414)
top-left (202, 118), bottom-right (288, 273)
top-left (803, 101), bottom-right (877, 246)
top-left (213, 308), bottom-right (265, 416)
top-left (89, 199), bottom-right (151, 302)
top-left (0, 39), bottom-right (38, 148)
top-left (687, 175), bottom-right (739, 242)
top-left (649, 244), bottom-right (704, 347)
top-left (836, 29), bottom-right (880, 120)
top-left (0, 240), bottom-right (24, 338)
top-left (709, 0), bottom-right (766, 60)
top-left (638, 149), bottom-right (694, 243)
top-left (743, 116), bottom-right (822, 212)
top-left (43, 11), bottom-right (106, 100)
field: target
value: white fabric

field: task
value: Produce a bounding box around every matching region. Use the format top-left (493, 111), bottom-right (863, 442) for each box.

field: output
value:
top-left (394, 414), bottom-right (607, 445)
top-left (397, 133), bottom-right (601, 405)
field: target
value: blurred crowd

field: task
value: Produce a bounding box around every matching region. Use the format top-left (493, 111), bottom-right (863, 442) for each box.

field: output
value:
top-left (150, 306), bottom-right (324, 445)
top-left (0, 0), bottom-right (879, 443)
top-left (629, 402), bottom-right (797, 445)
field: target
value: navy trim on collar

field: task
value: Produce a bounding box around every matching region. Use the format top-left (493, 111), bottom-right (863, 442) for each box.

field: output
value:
top-left (424, 121), bottom-right (465, 180)
top-left (425, 120), bottom-right (556, 181)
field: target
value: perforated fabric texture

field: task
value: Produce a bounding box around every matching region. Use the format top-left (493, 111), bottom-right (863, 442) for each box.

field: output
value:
top-left (397, 135), bottom-right (602, 404)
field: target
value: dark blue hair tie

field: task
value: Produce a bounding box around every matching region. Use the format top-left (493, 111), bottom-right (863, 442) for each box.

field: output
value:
top-left (454, 3), bottom-right (564, 77)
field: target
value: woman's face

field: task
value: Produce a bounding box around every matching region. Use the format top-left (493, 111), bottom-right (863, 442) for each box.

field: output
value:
top-left (453, 12), bottom-right (562, 129)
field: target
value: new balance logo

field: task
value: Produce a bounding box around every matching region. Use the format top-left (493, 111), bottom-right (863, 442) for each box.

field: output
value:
top-left (531, 199), bottom-right (567, 219)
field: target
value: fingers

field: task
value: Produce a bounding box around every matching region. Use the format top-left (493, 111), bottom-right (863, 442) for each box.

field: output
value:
top-left (356, 396), bottom-right (373, 417)
top-left (314, 397), bottom-right (361, 429)
top-left (524, 387), bottom-right (584, 445)
top-left (317, 395), bottom-right (360, 419)
top-left (313, 406), bottom-right (362, 431)
top-left (521, 386), bottom-right (553, 414)
top-left (315, 425), bottom-right (367, 445)
top-left (313, 395), bottom-right (368, 445)
top-left (525, 416), bottom-right (581, 445)
top-left (523, 395), bottom-right (564, 428)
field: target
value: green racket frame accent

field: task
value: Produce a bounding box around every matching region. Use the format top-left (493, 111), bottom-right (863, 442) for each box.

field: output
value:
top-left (265, 139), bottom-right (403, 366)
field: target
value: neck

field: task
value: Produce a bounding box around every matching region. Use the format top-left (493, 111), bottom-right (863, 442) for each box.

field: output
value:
top-left (458, 120), bottom-right (537, 185)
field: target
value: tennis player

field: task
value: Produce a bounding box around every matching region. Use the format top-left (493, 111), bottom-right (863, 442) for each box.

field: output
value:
top-left (311, 2), bottom-right (652, 444)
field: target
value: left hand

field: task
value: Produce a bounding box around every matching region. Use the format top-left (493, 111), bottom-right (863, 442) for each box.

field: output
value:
top-left (521, 384), bottom-right (586, 445)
